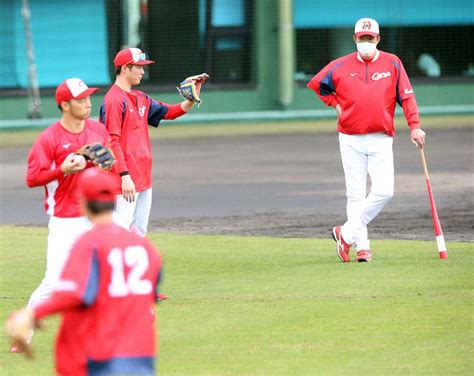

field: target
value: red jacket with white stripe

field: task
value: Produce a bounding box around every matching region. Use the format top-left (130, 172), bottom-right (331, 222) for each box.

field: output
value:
top-left (26, 120), bottom-right (111, 217)
top-left (307, 50), bottom-right (420, 136)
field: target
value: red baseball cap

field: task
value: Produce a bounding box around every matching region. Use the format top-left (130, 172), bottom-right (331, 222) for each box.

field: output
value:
top-left (114, 48), bottom-right (155, 67)
top-left (78, 168), bottom-right (120, 203)
top-left (55, 78), bottom-right (99, 105)
top-left (354, 17), bottom-right (380, 37)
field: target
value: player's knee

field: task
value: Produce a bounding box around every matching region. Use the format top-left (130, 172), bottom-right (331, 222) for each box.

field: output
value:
top-left (377, 190), bottom-right (394, 204)
top-left (346, 189), bottom-right (366, 201)
top-left (133, 220), bottom-right (148, 237)
top-left (113, 212), bottom-right (133, 230)
top-left (385, 191), bottom-right (394, 203)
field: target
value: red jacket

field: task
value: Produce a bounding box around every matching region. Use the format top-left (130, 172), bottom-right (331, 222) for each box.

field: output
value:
top-left (307, 50), bottom-right (420, 136)
top-left (26, 120), bottom-right (110, 217)
top-left (35, 222), bottom-right (163, 376)
top-left (100, 85), bottom-right (186, 192)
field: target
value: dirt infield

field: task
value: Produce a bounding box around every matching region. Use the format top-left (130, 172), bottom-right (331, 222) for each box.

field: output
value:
top-left (0, 123), bottom-right (472, 242)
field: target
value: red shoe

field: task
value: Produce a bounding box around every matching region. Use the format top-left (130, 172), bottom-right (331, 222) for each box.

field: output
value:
top-left (10, 344), bottom-right (21, 354)
top-left (332, 226), bottom-right (351, 262)
top-left (355, 250), bottom-right (372, 262)
top-left (156, 293), bottom-right (168, 301)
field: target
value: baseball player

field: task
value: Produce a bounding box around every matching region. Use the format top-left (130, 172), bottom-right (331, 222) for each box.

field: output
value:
top-left (307, 18), bottom-right (426, 262)
top-left (99, 47), bottom-right (208, 237)
top-left (5, 168), bottom-right (164, 376)
top-left (15, 79), bottom-right (114, 352)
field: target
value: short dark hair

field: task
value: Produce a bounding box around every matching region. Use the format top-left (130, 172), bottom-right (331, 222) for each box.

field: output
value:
top-left (86, 201), bottom-right (115, 214)
top-left (115, 64), bottom-right (134, 76)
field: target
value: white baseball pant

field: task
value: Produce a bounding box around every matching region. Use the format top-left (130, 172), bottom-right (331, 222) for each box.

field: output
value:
top-left (339, 132), bottom-right (394, 251)
top-left (27, 216), bottom-right (92, 309)
top-left (113, 188), bottom-right (152, 237)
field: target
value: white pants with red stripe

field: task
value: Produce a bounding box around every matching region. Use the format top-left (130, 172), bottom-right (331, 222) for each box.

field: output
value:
top-left (339, 132), bottom-right (394, 251)
top-left (27, 216), bottom-right (92, 309)
top-left (113, 188), bottom-right (152, 237)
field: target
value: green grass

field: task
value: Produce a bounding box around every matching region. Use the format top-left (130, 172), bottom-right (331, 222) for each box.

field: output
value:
top-left (0, 226), bottom-right (473, 375)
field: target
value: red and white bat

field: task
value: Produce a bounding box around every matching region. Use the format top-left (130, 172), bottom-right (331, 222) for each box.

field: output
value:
top-left (419, 148), bottom-right (447, 259)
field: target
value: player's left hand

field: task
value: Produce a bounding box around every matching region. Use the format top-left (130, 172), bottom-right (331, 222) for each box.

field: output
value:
top-left (177, 73), bottom-right (210, 106)
top-left (411, 128), bottom-right (426, 148)
top-left (75, 143), bottom-right (115, 171)
top-left (5, 308), bottom-right (40, 358)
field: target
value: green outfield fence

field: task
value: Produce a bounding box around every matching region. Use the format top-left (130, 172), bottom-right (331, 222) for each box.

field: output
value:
top-left (1, 0), bottom-right (473, 127)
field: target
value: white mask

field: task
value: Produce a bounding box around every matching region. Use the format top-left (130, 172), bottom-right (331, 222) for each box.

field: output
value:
top-left (357, 42), bottom-right (377, 57)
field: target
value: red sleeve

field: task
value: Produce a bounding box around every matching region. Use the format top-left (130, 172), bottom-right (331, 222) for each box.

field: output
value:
top-left (396, 59), bottom-right (420, 129)
top-left (396, 59), bottom-right (416, 103)
top-left (34, 236), bottom-right (99, 319)
top-left (102, 100), bottom-right (128, 174)
top-left (27, 167), bottom-right (64, 188)
top-left (163, 103), bottom-right (186, 120)
top-left (26, 133), bottom-right (65, 187)
top-left (402, 97), bottom-right (420, 130)
top-left (34, 294), bottom-right (83, 319)
top-left (307, 60), bottom-right (341, 108)
top-left (110, 135), bottom-right (128, 175)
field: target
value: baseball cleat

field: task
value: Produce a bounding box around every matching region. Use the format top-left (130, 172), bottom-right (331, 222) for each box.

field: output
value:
top-left (355, 250), bottom-right (372, 262)
top-left (156, 293), bottom-right (168, 301)
top-left (10, 344), bottom-right (21, 354)
top-left (332, 226), bottom-right (351, 262)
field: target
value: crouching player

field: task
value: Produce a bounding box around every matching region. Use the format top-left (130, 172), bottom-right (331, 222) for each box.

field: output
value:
top-left (5, 168), bottom-right (164, 376)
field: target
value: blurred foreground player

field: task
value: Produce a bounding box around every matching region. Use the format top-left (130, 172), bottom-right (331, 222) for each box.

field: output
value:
top-left (307, 18), bottom-right (426, 262)
top-left (17, 79), bottom-right (114, 353)
top-left (5, 168), bottom-right (164, 376)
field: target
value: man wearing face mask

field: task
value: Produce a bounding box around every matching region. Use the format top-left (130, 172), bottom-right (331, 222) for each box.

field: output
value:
top-left (307, 18), bottom-right (426, 263)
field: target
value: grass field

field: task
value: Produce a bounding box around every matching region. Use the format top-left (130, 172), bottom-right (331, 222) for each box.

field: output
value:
top-left (0, 226), bottom-right (472, 375)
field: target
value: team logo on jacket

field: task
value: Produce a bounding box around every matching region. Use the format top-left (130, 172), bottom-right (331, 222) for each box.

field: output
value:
top-left (139, 105), bottom-right (146, 117)
top-left (372, 72), bottom-right (391, 81)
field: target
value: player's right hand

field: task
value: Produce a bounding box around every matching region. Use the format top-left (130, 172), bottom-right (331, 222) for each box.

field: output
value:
top-left (61, 153), bottom-right (87, 175)
top-left (121, 174), bottom-right (136, 202)
top-left (5, 308), bottom-right (37, 358)
top-left (411, 128), bottom-right (426, 148)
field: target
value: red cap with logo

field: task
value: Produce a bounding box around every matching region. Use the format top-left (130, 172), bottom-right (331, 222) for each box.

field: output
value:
top-left (114, 48), bottom-right (155, 67)
top-left (78, 168), bottom-right (120, 203)
top-left (55, 78), bottom-right (99, 105)
top-left (354, 18), bottom-right (380, 37)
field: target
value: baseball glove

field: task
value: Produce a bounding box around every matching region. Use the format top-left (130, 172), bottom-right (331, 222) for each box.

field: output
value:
top-left (75, 143), bottom-right (115, 171)
top-left (5, 308), bottom-right (36, 358)
top-left (177, 73), bottom-right (210, 106)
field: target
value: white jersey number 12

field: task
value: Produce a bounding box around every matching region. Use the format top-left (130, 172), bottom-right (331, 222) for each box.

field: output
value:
top-left (107, 246), bottom-right (153, 297)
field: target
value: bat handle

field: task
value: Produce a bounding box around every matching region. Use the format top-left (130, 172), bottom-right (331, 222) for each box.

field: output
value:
top-left (419, 147), bottom-right (430, 180)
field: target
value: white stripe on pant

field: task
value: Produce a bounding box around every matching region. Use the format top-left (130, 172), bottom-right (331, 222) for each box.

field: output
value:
top-left (339, 132), bottom-right (394, 251)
